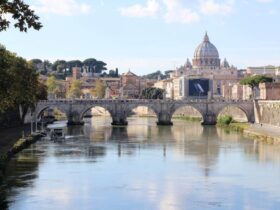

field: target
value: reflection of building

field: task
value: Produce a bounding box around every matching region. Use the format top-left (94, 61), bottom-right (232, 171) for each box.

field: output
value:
top-left (168, 33), bottom-right (240, 100)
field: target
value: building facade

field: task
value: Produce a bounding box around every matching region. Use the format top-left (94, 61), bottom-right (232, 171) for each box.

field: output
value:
top-left (169, 33), bottom-right (241, 100)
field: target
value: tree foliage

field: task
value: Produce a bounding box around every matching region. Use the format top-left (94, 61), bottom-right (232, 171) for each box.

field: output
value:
top-left (67, 80), bottom-right (82, 99)
top-left (0, 45), bottom-right (47, 126)
top-left (30, 58), bottom-right (109, 78)
top-left (141, 87), bottom-right (165, 99)
top-left (92, 79), bottom-right (105, 99)
top-left (83, 58), bottom-right (107, 74)
top-left (240, 75), bottom-right (273, 89)
top-left (0, 0), bottom-right (42, 32)
top-left (240, 75), bottom-right (273, 98)
top-left (217, 115), bottom-right (233, 125)
top-left (142, 71), bottom-right (167, 80)
top-left (46, 76), bottom-right (66, 98)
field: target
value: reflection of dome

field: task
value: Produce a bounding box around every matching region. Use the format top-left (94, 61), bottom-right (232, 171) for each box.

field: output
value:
top-left (193, 33), bottom-right (220, 69)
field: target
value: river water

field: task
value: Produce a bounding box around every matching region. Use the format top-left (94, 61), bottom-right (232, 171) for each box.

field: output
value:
top-left (1, 117), bottom-right (280, 210)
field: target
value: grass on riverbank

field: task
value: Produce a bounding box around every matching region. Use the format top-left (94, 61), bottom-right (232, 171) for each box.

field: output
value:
top-left (172, 116), bottom-right (202, 122)
top-left (217, 115), bottom-right (250, 132)
top-left (217, 122), bottom-right (250, 132)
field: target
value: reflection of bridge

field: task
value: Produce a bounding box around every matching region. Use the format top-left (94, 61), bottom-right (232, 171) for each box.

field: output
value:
top-left (34, 99), bottom-right (255, 126)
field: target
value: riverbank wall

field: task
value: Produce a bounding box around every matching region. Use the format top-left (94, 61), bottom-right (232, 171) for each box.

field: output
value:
top-left (255, 100), bottom-right (280, 127)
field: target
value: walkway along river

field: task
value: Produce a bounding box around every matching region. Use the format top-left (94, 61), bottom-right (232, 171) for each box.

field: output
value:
top-left (1, 117), bottom-right (280, 210)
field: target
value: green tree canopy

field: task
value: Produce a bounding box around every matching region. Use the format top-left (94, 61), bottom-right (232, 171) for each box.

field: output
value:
top-left (29, 59), bottom-right (43, 65)
top-left (46, 76), bottom-right (57, 94)
top-left (0, 45), bottom-right (47, 125)
top-left (67, 80), bottom-right (82, 99)
top-left (83, 58), bottom-right (107, 74)
top-left (92, 79), bottom-right (105, 99)
top-left (141, 87), bottom-right (165, 99)
top-left (0, 0), bottom-right (42, 32)
top-left (142, 71), bottom-right (167, 80)
top-left (240, 75), bottom-right (273, 89)
top-left (240, 75), bottom-right (273, 98)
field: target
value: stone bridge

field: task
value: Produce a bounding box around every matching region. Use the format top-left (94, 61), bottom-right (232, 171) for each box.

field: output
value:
top-left (34, 99), bottom-right (255, 126)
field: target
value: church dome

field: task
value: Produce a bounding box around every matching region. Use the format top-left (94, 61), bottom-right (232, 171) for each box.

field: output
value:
top-left (192, 33), bottom-right (220, 69)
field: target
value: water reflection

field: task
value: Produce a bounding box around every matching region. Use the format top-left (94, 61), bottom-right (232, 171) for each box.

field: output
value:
top-left (0, 117), bottom-right (280, 210)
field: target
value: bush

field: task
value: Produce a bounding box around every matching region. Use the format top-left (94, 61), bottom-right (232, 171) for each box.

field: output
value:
top-left (218, 115), bottom-right (233, 125)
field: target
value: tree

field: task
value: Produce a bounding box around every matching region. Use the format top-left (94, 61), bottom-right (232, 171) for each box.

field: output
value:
top-left (36, 82), bottom-right (48, 101)
top-left (42, 60), bottom-right (52, 75)
top-left (0, 45), bottom-right (47, 125)
top-left (0, 0), bottom-right (42, 32)
top-left (29, 58), bottom-right (43, 73)
top-left (52, 60), bottom-right (67, 72)
top-left (142, 71), bottom-right (166, 80)
top-left (29, 58), bottom-right (43, 65)
top-left (83, 58), bottom-right (107, 74)
top-left (141, 87), bottom-right (165, 99)
top-left (240, 75), bottom-right (273, 98)
top-left (46, 76), bottom-right (57, 95)
top-left (67, 80), bottom-right (82, 99)
top-left (93, 79), bottom-right (105, 99)
top-left (66, 60), bottom-right (83, 76)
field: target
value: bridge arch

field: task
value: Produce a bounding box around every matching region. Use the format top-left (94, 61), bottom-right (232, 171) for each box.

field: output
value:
top-left (216, 104), bottom-right (252, 123)
top-left (79, 105), bottom-right (113, 121)
top-left (35, 105), bottom-right (69, 121)
top-left (127, 104), bottom-right (158, 117)
top-left (171, 104), bottom-right (206, 123)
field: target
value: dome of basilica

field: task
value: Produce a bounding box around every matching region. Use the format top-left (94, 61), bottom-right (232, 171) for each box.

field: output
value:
top-left (192, 33), bottom-right (220, 69)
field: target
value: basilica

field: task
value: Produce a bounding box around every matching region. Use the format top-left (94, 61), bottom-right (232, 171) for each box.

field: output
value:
top-left (168, 33), bottom-right (242, 100)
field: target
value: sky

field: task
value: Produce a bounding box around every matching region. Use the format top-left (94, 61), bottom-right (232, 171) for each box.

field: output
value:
top-left (0, 0), bottom-right (279, 75)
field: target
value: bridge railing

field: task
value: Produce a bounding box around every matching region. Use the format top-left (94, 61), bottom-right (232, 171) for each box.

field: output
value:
top-left (38, 98), bottom-right (253, 104)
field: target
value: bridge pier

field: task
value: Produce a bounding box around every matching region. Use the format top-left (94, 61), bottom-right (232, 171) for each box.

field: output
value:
top-left (111, 118), bottom-right (128, 126)
top-left (157, 113), bottom-right (173, 126)
top-left (201, 113), bottom-right (217, 125)
top-left (67, 112), bottom-right (84, 126)
top-left (111, 113), bottom-right (128, 126)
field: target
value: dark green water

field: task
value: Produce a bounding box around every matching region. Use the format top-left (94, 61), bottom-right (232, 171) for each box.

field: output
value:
top-left (1, 117), bottom-right (280, 210)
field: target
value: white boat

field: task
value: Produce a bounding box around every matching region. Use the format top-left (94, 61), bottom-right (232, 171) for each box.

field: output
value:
top-left (49, 128), bottom-right (65, 140)
top-left (45, 122), bottom-right (67, 140)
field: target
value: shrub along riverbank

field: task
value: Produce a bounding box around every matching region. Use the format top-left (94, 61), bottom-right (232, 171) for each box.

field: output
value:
top-left (217, 115), bottom-right (249, 132)
top-left (217, 116), bottom-right (280, 144)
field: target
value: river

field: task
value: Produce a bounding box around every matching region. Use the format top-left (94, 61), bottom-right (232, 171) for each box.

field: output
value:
top-left (1, 117), bottom-right (280, 210)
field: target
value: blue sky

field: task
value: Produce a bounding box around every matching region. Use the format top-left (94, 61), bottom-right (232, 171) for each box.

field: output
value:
top-left (0, 0), bottom-right (279, 75)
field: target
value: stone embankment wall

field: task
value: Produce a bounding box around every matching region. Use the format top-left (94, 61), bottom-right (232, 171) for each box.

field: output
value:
top-left (257, 100), bottom-right (280, 127)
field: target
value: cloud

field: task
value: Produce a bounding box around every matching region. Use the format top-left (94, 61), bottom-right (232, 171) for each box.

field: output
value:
top-left (200, 0), bottom-right (235, 16)
top-left (120, 0), bottom-right (200, 24)
top-left (120, 0), bottom-right (160, 18)
top-left (32, 0), bottom-right (91, 16)
top-left (163, 0), bottom-right (200, 24)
